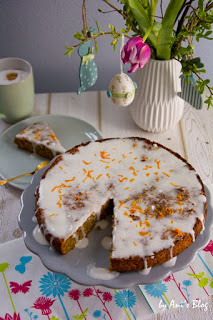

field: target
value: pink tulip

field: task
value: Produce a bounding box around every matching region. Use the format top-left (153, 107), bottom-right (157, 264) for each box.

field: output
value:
top-left (121, 37), bottom-right (151, 73)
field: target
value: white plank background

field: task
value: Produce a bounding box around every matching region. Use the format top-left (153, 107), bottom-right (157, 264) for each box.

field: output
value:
top-left (0, 90), bottom-right (213, 319)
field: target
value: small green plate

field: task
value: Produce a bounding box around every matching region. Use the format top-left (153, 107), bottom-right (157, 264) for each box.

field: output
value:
top-left (0, 114), bottom-right (102, 190)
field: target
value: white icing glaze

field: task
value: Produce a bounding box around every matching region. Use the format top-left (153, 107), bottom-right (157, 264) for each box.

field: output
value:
top-left (75, 237), bottom-right (89, 249)
top-left (95, 220), bottom-right (109, 230)
top-left (139, 267), bottom-right (152, 275)
top-left (33, 224), bottom-right (49, 245)
top-left (37, 138), bottom-right (206, 262)
top-left (87, 263), bottom-right (119, 280)
top-left (16, 121), bottom-right (66, 155)
top-left (162, 256), bottom-right (177, 267)
top-left (101, 236), bottom-right (112, 250)
top-left (169, 246), bottom-right (173, 259)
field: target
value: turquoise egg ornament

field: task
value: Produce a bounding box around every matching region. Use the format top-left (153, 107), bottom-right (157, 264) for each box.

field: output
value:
top-left (107, 72), bottom-right (137, 107)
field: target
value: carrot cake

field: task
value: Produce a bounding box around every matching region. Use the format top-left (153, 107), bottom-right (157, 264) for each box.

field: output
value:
top-left (35, 137), bottom-right (207, 272)
top-left (14, 121), bottom-right (66, 160)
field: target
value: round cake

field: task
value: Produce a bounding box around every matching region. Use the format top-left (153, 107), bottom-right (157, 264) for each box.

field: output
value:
top-left (35, 137), bottom-right (207, 272)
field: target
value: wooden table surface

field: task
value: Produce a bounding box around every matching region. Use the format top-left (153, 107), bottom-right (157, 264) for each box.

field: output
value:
top-left (0, 91), bottom-right (213, 319)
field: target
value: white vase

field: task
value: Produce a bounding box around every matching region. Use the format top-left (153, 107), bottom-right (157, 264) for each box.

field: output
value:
top-left (129, 59), bottom-right (184, 132)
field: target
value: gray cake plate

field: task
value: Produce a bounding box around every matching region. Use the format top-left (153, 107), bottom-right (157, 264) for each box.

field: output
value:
top-left (18, 161), bottom-right (213, 289)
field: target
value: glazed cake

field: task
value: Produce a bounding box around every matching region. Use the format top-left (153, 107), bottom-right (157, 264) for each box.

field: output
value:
top-left (14, 121), bottom-right (66, 160)
top-left (35, 137), bottom-right (207, 272)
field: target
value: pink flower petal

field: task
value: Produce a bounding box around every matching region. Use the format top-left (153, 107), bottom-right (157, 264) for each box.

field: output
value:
top-left (127, 63), bottom-right (140, 73)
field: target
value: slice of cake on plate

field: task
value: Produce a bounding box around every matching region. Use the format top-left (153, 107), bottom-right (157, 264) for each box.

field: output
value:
top-left (35, 137), bottom-right (207, 272)
top-left (14, 120), bottom-right (66, 160)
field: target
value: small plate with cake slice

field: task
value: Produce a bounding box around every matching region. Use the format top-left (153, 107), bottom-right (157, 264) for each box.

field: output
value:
top-left (0, 114), bottom-right (102, 190)
top-left (18, 137), bottom-right (213, 288)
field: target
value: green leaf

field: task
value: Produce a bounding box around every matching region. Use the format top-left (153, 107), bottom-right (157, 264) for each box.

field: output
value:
top-left (156, 0), bottom-right (185, 59)
top-left (111, 37), bottom-right (119, 50)
top-left (74, 32), bottom-right (85, 40)
top-left (198, 277), bottom-right (209, 287)
top-left (108, 24), bottom-right (115, 31)
top-left (94, 38), bottom-right (98, 53)
top-left (198, 0), bottom-right (204, 11)
top-left (127, 0), bottom-right (157, 47)
top-left (96, 21), bottom-right (100, 33)
top-left (64, 47), bottom-right (74, 57)
top-left (0, 263), bottom-right (10, 272)
top-left (210, 280), bottom-right (213, 288)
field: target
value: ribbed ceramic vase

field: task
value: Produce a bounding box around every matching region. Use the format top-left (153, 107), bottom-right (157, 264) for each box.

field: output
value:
top-left (129, 59), bottom-right (184, 132)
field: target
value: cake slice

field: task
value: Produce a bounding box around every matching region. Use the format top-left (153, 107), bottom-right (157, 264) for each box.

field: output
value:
top-left (14, 121), bottom-right (66, 160)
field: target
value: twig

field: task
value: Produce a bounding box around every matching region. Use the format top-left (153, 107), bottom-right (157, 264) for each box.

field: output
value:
top-left (102, 0), bottom-right (141, 35)
top-left (160, 0), bottom-right (163, 18)
top-left (98, 9), bottom-right (116, 14)
top-left (176, 0), bottom-right (195, 36)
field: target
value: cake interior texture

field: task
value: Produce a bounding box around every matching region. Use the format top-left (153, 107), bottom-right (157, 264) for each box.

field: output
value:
top-left (36, 137), bottom-right (207, 272)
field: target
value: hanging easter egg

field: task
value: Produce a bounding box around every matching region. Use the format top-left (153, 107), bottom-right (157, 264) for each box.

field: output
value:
top-left (107, 72), bottom-right (137, 107)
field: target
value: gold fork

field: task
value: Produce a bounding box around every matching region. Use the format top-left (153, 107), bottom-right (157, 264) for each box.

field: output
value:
top-left (0, 160), bottom-right (50, 186)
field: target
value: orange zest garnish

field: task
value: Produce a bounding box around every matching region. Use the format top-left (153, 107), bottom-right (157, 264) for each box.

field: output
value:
top-left (49, 213), bottom-right (58, 217)
top-left (59, 166), bottom-right (63, 170)
top-left (106, 173), bottom-right (110, 178)
top-left (143, 165), bottom-right (153, 170)
top-left (96, 174), bottom-right (102, 180)
top-left (100, 151), bottom-right (110, 159)
top-left (130, 179), bottom-right (135, 182)
top-left (170, 182), bottom-right (181, 187)
top-left (129, 166), bottom-right (137, 176)
top-left (82, 160), bottom-right (91, 165)
top-left (146, 173), bottom-right (150, 177)
top-left (83, 169), bottom-right (95, 183)
top-left (118, 201), bottom-right (125, 209)
top-left (155, 178), bottom-right (159, 182)
top-left (123, 154), bottom-right (127, 158)
top-left (118, 177), bottom-right (128, 182)
top-left (100, 160), bottom-right (110, 164)
top-left (141, 156), bottom-right (148, 161)
top-left (105, 166), bottom-right (110, 169)
top-left (124, 187), bottom-right (129, 190)
top-left (162, 172), bottom-right (170, 177)
top-left (133, 143), bottom-right (137, 148)
top-left (139, 231), bottom-right (149, 236)
top-left (57, 194), bottom-right (65, 208)
top-left (133, 241), bottom-right (137, 246)
top-left (65, 177), bottom-right (76, 182)
top-left (154, 159), bottom-right (161, 169)
top-left (169, 169), bottom-right (174, 172)
top-left (48, 133), bottom-right (57, 141)
top-left (34, 133), bottom-right (40, 139)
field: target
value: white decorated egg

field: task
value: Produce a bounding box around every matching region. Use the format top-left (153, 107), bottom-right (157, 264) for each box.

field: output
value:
top-left (107, 72), bottom-right (137, 107)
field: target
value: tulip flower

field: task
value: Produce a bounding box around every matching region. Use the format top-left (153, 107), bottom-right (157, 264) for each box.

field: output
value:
top-left (121, 37), bottom-right (151, 73)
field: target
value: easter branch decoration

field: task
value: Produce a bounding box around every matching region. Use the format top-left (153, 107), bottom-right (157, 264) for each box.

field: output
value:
top-left (65, 0), bottom-right (213, 108)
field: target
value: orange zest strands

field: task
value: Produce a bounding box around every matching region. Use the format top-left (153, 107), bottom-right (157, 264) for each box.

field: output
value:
top-left (124, 187), bottom-right (129, 190)
top-left (105, 166), bottom-right (110, 169)
top-left (118, 160), bottom-right (122, 163)
top-left (57, 194), bottom-right (65, 208)
top-left (139, 221), bottom-right (143, 227)
top-left (59, 166), bottom-right (63, 170)
top-left (169, 169), bottom-right (174, 172)
top-left (170, 182), bottom-right (181, 187)
top-left (154, 159), bottom-right (161, 169)
top-left (106, 173), bottom-right (110, 178)
top-left (112, 148), bottom-right (116, 150)
top-left (155, 178), bottom-right (159, 182)
top-left (83, 169), bottom-right (95, 183)
top-left (133, 242), bottom-right (137, 246)
top-left (130, 179), bottom-right (135, 182)
top-left (76, 196), bottom-right (83, 201)
top-left (82, 160), bottom-right (91, 165)
top-left (178, 208), bottom-right (183, 215)
top-left (146, 173), bottom-right (150, 177)
top-left (141, 156), bottom-right (148, 161)
top-left (48, 133), bottom-right (57, 141)
top-left (111, 159), bottom-right (115, 162)
top-left (34, 133), bottom-right (40, 139)
top-left (134, 157), bottom-right (137, 160)
top-left (118, 201), bottom-right (125, 209)
top-left (162, 172), bottom-right (170, 177)
top-left (118, 177), bottom-right (128, 182)
top-left (129, 152), bottom-right (132, 154)
top-left (130, 200), bottom-right (137, 213)
top-left (145, 218), bottom-right (150, 227)
top-left (100, 160), bottom-right (110, 164)
top-left (123, 211), bottom-right (128, 216)
top-left (129, 166), bottom-right (137, 176)
top-left (171, 220), bottom-right (173, 224)
top-left (143, 165), bottom-right (153, 170)
top-left (94, 153), bottom-right (97, 157)
top-left (139, 231), bottom-right (149, 236)
top-left (65, 177), bottom-right (76, 182)
top-left (117, 174), bottom-right (123, 177)
top-left (51, 183), bottom-right (72, 192)
top-left (96, 174), bottom-right (102, 180)
top-left (49, 213), bottom-right (58, 217)
top-left (174, 228), bottom-right (183, 237)
top-left (100, 151), bottom-right (110, 159)
top-left (122, 154), bottom-right (127, 158)
top-left (132, 143), bottom-right (137, 148)
top-left (154, 172), bottom-right (158, 175)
